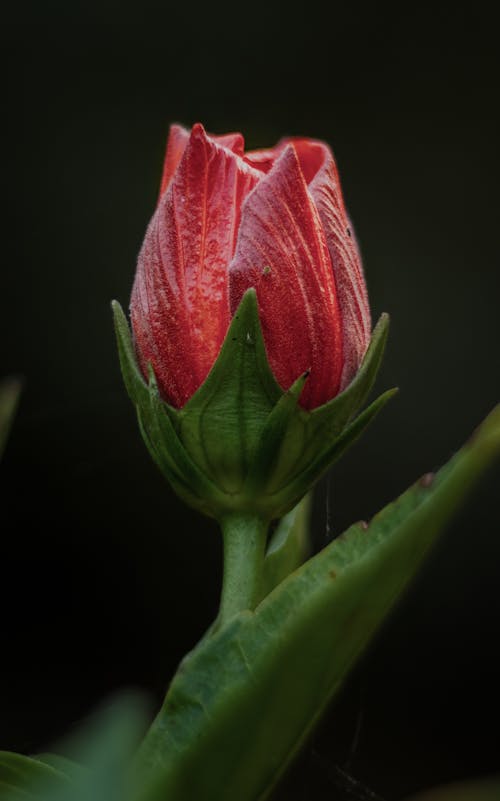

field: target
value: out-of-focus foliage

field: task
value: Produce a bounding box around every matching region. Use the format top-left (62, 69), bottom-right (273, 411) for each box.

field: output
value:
top-left (0, 378), bottom-right (21, 460)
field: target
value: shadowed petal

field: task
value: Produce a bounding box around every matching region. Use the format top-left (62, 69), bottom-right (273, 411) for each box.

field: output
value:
top-left (244, 137), bottom-right (324, 180)
top-left (229, 144), bottom-right (343, 409)
top-left (244, 146), bottom-right (284, 174)
top-left (305, 142), bottom-right (372, 388)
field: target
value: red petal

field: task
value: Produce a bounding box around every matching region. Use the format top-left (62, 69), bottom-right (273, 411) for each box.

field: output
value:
top-left (307, 144), bottom-right (372, 388)
top-left (244, 147), bottom-right (283, 174)
top-left (132, 124), bottom-right (261, 407)
top-left (282, 138), bottom-right (326, 184)
top-left (229, 144), bottom-right (343, 409)
top-left (158, 124), bottom-right (190, 198)
top-left (215, 132), bottom-right (245, 156)
top-left (244, 137), bottom-right (324, 179)
top-left (158, 125), bottom-right (245, 199)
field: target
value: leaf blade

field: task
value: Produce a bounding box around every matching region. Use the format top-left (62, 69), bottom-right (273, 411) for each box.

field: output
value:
top-left (135, 405), bottom-right (500, 801)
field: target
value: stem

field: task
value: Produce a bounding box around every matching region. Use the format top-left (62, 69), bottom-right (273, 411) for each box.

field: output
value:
top-left (217, 513), bottom-right (269, 628)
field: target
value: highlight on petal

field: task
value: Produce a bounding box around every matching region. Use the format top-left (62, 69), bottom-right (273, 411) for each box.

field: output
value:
top-left (214, 132), bottom-right (245, 156)
top-left (229, 144), bottom-right (343, 410)
top-left (132, 124), bottom-right (261, 408)
top-left (159, 126), bottom-right (245, 199)
top-left (282, 138), bottom-right (326, 184)
top-left (267, 137), bottom-right (371, 388)
top-left (158, 124), bottom-right (190, 198)
top-left (306, 143), bottom-right (372, 388)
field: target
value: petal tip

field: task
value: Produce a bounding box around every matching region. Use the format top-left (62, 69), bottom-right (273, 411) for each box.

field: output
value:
top-left (190, 121), bottom-right (208, 140)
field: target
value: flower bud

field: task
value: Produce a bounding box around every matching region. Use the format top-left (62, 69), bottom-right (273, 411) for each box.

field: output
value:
top-left (114, 124), bottom-right (394, 520)
top-left (131, 123), bottom-right (371, 411)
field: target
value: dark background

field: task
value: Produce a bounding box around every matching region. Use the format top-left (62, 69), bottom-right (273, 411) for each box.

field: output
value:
top-left (1, 5), bottom-right (499, 800)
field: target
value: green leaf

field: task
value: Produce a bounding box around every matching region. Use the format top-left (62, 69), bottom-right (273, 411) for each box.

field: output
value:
top-left (0, 378), bottom-right (22, 460)
top-left (0, 693), bottom-right (149, 801)
top-left (0, 752), bottom-right (71, 800)
top-left (56, 691), bottom-right (150, 801)
top-left (0, 782), bottom-right (29, 800)
top-left (28, 760), bottom-right (81, 785)
top-left (134, 405), bottom-right (500, 801)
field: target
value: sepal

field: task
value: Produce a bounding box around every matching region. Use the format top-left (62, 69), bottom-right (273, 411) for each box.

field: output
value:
top-left (113, 300), bottom-right (225, 516)
top-left (112, 292), bottom-right (393, 521)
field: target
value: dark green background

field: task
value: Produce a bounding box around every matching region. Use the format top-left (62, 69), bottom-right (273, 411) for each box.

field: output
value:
top-left (1, 6), bottom-right (499, 800)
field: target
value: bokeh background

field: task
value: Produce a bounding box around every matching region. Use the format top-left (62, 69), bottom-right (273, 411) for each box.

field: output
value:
top-left (1, 5), bottom-right (499, 800)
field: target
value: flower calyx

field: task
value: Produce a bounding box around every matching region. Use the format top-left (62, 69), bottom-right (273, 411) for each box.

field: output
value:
top-left (113, 290), bottom-right (395, 522)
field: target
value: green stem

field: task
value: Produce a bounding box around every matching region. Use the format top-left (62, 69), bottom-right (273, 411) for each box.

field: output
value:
top-left (217, 514), bottom-right (269, 628)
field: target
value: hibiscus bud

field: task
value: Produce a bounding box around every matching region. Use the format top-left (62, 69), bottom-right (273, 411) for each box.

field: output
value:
top-left (131, 123), bottom-right (371, 410)
top-left (113, 124), bottom-right (394, 520)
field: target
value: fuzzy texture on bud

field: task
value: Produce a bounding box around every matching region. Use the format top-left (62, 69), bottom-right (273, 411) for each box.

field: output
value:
top-left (131, 123), bottom-right (371, 410)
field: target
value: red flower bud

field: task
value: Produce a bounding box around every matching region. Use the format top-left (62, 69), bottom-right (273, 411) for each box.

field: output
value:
top-left (131, 123), bottom-right (371, 410)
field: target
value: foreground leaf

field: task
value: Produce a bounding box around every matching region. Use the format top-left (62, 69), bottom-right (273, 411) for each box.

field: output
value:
top-left (0, 752), bottom-right (71, 799)
top-left (0, 693), bottom-right (149, 801)
top-left (134, 406), bottom-right (500, 801)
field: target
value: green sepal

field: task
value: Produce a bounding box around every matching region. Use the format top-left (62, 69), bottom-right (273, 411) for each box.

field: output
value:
top-left (243, 371), bottom-right (310, 497)
top-left (145, 368), bottom-right (226, 515)
top-left (242, 313), bottom-right (393, 515)
top-left (113, 300), bottom-right (225, 516)
top-left (246, 313), bottom-right (390, 499)
top-left (270, 387), bottom-right (398, 516)
top-left (309, 312), bottom-right (390, 432)
top-left (133, 405), bottom-right (500, 801)
top-left (176, 290), bottom-right (282, 494)
top-left (113, 293), bottom-right (392, 520)
top-left (111, 301), bottom-right (150, 409)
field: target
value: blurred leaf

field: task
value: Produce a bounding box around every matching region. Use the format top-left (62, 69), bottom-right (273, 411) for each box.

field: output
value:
top-left (54, 691), bottom-right (150, 801)
top-left (0, 752), bottom-right (71, 800)
top-left (0, 693), bottom-right (150, 801)
top-left (404, 775), bottom-right (500, 801)
top-left (0, 378), bottom-right (22, 460)
top-left (133, 405), bottom-right (500, 801)
top-left (29, 760), bottom-right (80, 785)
